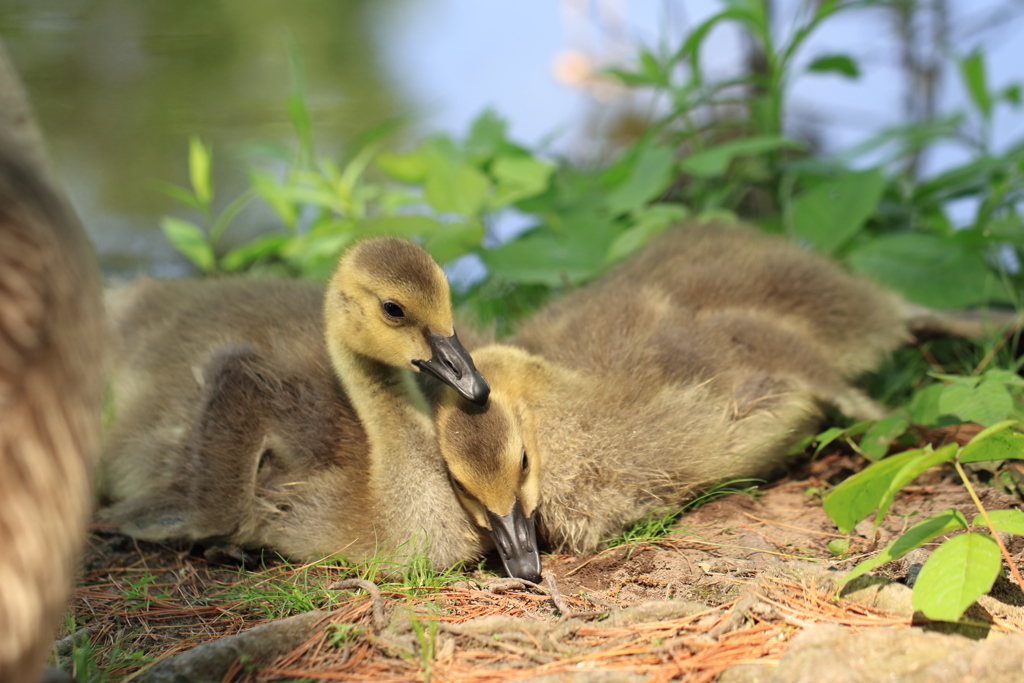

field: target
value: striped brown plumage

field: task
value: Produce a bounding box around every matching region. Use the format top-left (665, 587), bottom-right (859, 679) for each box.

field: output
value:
top-left (0, 132), bottom-right (103, 681)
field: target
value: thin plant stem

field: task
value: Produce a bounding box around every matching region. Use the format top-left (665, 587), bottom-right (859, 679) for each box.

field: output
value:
top-left (953, 459), bottom-right (1024, 588)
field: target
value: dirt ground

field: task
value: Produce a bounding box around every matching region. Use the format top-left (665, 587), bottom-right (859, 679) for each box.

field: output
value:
top-left (58, 448), bottom-right (1024, 683)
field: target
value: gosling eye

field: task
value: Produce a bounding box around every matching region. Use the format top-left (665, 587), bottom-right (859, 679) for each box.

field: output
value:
top-left (382, 301), bottom-right (405, 319)
top-left (521, 449), bottom-right (529, 473)
top-left (452, 477), bottom-right (466, 494)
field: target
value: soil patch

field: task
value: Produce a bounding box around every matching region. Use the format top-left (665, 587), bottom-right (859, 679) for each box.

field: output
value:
top-left (57, 453), bottom-right (1024, 682)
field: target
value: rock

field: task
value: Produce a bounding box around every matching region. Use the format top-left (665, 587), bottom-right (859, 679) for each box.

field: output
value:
top-left (134, 610), bottom-right (328, 683)
top-left (719, 624), bottom-right (1024, 683)
top-left (38, 668), bottom-right (79, 683)
top-left (842, 577), bottom-right (915, 617)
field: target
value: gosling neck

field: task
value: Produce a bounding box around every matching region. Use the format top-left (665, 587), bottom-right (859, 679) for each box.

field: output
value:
top-left (326, 337), bottom-right (481, 565)
top-left (326, 340), bottom-right (433, 454)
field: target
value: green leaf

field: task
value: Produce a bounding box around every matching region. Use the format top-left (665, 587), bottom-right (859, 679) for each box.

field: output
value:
top-left (639, 49), bottom-right (669, 88)
top-left (188, 137), bottom-right (213, 207)
top-left (490, 155), bottom-right (554, 209)
top-left (939, 377), bottom-right (1014, 426)
top-left (983, 368), bottom-right (1024, 387)
top-left (1001, 84), bottom-right (1022, 107)
top-left (248, 169), bottom-right (298, 229)
top-left (605, 145), bottom-right (676, 216)
top-left (286, 92), bottom-right (313, 159)
top-left (424, 158), bottom-right (490, 216)
top-left (823, 448), bottom-right (927, 534)
top-left (377, 149), bottom-right (429, 184)
top-left (209, 189), bottom-right (256, 247)
top-left (874, 443), bottom-right (958, 526)
top-left (847, 233), bottom-right (1009, 309)
top-left (790, 168), bottom-right (885, 254)
top-left (161, 217), bottom-right (215, 273)
top-left (281, 221), bottom-right (355, 278)
top-left (858, 412), bottom-right (910, 461)
top-left (672, 9), bottom-right (747, 76)
top-left (841, 509), bottom-right (968, 586)
top-left (423, 222), bottom-right (484, 264)
top-left (960, 421), bottom-right (1024, 462)
top-left (604, 67), bottom-right (652, 87)
top-left (828, 538), bottom-right (851, 557)
top-left (465, 109), bottom-right (508, 162)
top-left (912, 532), bottom-right (1001, 622)
top-left (973, 509), bottom-right (1024, 536)
top-left (482, 216), bottom-right (618, 287)
top-left (679, 136), bottom-right (803, 179)
top-left (788, 434), bottom-right (815, 455)
top-left (913, 156), bottom-right (1003, 205)
top-left (807, 54), bottom-right (860, 79)
top-left (275, 185), bottom-right (342, 213)
top-left (220, 234), bottom-right (290, 272)
top-left (959, 51), bottom-right (992, 120)
top-left (606, 204), bottom-right (689, 263)
top-left (813, 426), bottom-right (849, 457)
top-left (157, 181), bottom-right (205, 212)
top-left (908, 384), bottom-right (948, 426)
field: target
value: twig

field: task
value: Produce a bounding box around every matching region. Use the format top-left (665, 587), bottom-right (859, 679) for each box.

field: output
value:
top-left (544, 572), bottom-right (571, 615)
top-left (485, 577), bottom-right (537, 594)
top-left (327, 579), bottom-right (386, 630)
top-left (484, 573), bottom-right (572, 616)
top-left (578, 591), bottom-right (624, 613)
top-left (954, 460), bottom-right (1024, 588)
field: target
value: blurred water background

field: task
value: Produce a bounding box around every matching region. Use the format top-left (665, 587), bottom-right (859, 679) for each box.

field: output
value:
top-left (2, 0), bottom-right (1023, 277)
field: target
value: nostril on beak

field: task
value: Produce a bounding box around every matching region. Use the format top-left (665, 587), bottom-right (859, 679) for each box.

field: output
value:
top-left (443, 356), bottom-right (460, 378)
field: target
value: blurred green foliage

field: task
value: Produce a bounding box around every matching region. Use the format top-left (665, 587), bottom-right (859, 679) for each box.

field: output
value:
top-left (162, 0), bottom-right (1024, 329)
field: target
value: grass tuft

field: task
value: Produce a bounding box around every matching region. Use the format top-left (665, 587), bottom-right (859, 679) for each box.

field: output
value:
top-left (604, 479), bottom-right (763, 549)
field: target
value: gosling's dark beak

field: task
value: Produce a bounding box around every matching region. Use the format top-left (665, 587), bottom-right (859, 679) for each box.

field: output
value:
top-left (487, 500), bottom-right (541, 583)
top-left (413, 331), bottom-right (490, 405)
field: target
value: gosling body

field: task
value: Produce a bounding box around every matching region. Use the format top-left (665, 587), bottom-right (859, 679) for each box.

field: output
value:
top-left (436, 222), bottom-right (996, 577)
top-left (99, 238), bottom-right (488, 568)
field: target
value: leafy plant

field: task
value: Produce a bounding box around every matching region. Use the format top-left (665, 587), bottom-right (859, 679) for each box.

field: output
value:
top-left (826, 421), bottom-right (1024, 622)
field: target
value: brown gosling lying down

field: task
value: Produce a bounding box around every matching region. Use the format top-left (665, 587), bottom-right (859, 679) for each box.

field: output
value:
top-left (98, 238), bottom-right (489, 568)
top-left (434, 221), bottom-right (1011, 581)
top-left (0, 76), bottom-right (104, 683)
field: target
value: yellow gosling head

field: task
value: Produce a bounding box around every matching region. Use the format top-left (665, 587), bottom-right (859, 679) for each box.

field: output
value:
top-left (436, 349), bottom-right (545, 581)
top-left (324, 237), bottom-right (489, 404)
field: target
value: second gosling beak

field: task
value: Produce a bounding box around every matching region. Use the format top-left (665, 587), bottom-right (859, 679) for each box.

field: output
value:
top-left (487, 500), bottom-right (542, 583)
top-left (413, 331), bottom-right (490, 405)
